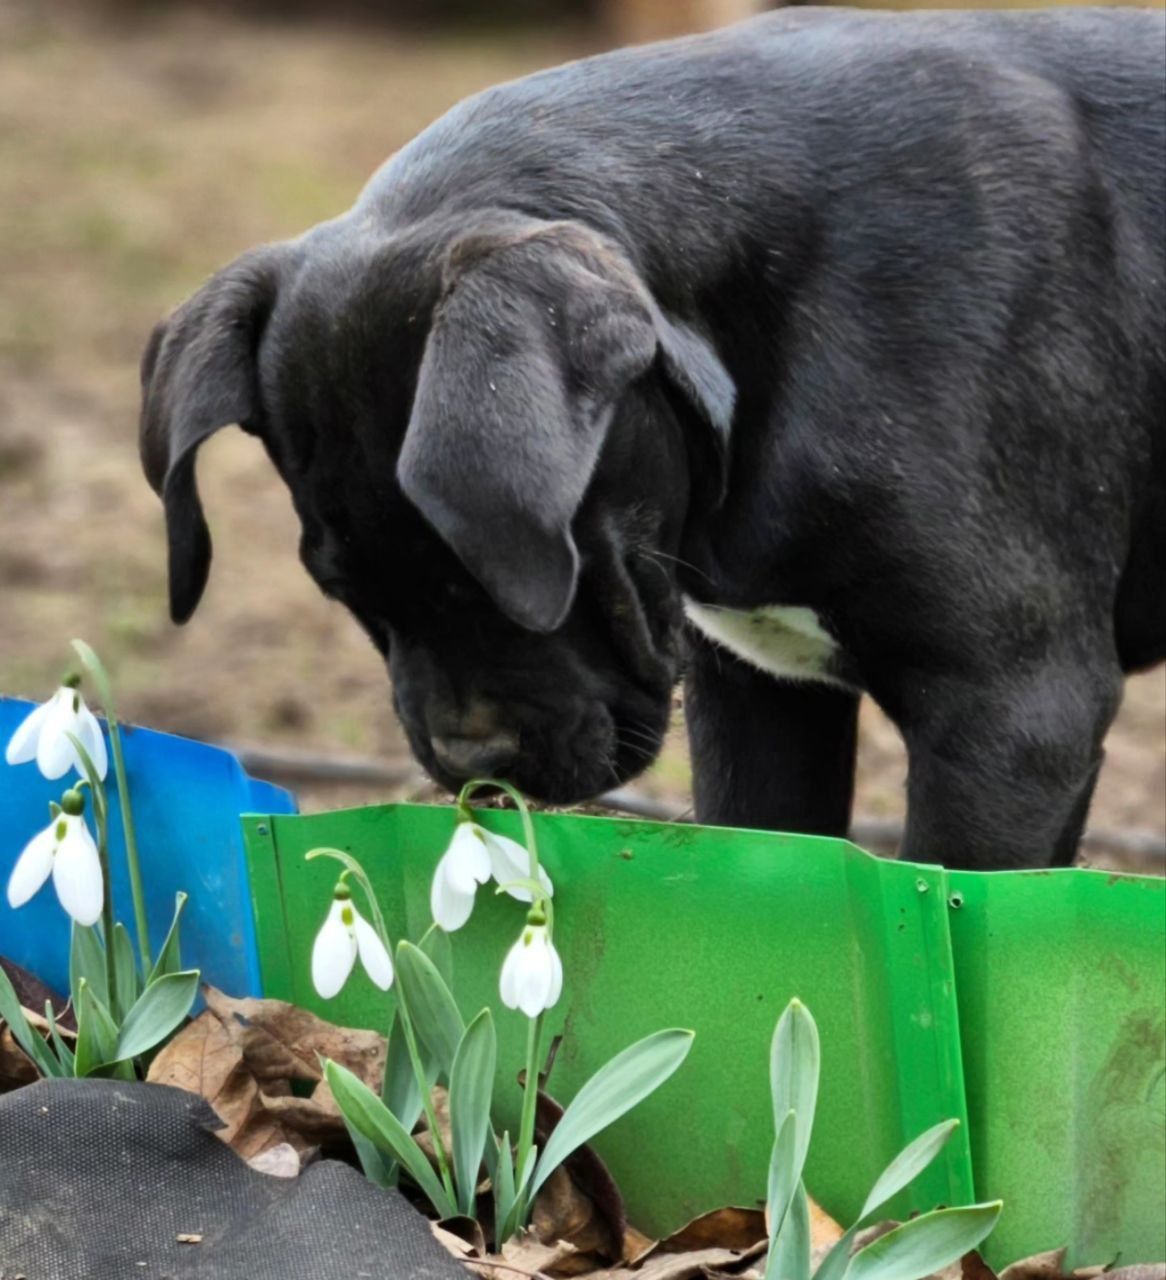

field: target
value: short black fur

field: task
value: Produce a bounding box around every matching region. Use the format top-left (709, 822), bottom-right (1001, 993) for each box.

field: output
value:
top-left (140, 8), bottom-right (1165, 869)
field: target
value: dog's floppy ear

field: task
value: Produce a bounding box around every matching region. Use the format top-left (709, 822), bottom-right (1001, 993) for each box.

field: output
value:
top-left (397, 221), bottom-right (734, 633)
top-left (140, 246), bottom-right (285, 624)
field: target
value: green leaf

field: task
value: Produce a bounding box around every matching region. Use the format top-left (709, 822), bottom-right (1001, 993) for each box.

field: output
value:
top-left (843, 1203), bottom-right (1003, 1280)
top-left (347, 1122), bottom-right (394, 1188)
top-left (765, 1179), bottom-right (811, 1280)
top-left (324, 1059), bottom-right (456, 1219)
top-left (509, 1143), bottom-right (539, 1236)
top-left (112, 924), bottom-right (141, 1023)
top-left (396, 941), bottom-right (465, 1081)
top-left (493, 1131), bottom-right (517, 1244)
top-left (381, 923), bottom-right (455, 1120)
top-left (70, 923), bottom-right (108, 1012)
top-left (73, 979), bottom-right (122, 1077)
top-left (146, 893), bottom-right (188, 983)
top-left (530, 1029), bottom-right (693, 1202)
top-left (0, 964), bottom-right (63, 1078)
top-left (71, 639), bottom-right (116, 716)
top-left (812, 1224), bottom-right (863, 1280)
top-left (766, 1109), bottom-right (798, 1245)
top-left (449, 1009), bottom-right (497, 1216)
top-left (113, 970), bottom-right (199, 1062)
top-left (419, 923), bottom-right (454, 988)
top-left (770, 999), bottom-right (819, 1180)
top-left (43, 1000), bottom-right (76, 1074)
top-left (860, 1120), bottom-right (960, 1222)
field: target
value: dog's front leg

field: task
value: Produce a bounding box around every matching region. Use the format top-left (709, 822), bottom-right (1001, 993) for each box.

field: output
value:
top-left (684, 633), bottom-right (860, 835)
top-left (893, 661), bottom-right (1122, 870)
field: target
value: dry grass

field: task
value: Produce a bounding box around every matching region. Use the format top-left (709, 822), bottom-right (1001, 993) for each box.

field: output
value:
top-left (1, 4), bottom-right (1161, 840)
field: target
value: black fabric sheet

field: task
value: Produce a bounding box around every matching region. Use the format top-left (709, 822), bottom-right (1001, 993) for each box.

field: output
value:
top-left (0, 1078), bottom-right (464, 1280)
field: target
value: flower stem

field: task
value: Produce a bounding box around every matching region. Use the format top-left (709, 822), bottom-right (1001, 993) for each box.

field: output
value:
top-left (514, 1009), bottom-right (544, 1217)
top-left (71, 640), bottom-right (152, 973)
top-left (457, 778), bottom-right (547, 917)
top-left (107, 718), bottom-right (151, 974)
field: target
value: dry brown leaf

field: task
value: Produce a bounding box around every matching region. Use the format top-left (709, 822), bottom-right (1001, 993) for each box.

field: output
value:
top-left (202, 985), bottom-right (384, 1089)
top-left (533, 1165), bottom-right (623, 1265)
top-left (1, 1000), bottom-right (77, 1092)
top-left (1000, 1251), bottom-right (1071, 1280)
top-left (439, 1215), bottom-right (488, 1259)
top-left (535, 1089), bottom-right (627, 1262)
top-left (147, 1009), bottom-right (287, 1157)
top-left (247, 1142), bottom-right (302, 1178)
top-left (0, 1025), bottom-right (38, 1092)
top-left (638, 1208), bottom-right (767, 1261)
top-left (148, 988), bottom-right (391, 1160)
top-left (503, 1233), bottom-right (586, 1276)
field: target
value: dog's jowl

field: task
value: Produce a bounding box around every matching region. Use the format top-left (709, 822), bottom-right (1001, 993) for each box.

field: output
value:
top-left (140, 8), bottom-right (1165, 870)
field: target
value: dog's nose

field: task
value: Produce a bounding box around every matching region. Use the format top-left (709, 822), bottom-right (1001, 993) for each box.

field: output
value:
top-left (431, 731), bottom-right (519, 780)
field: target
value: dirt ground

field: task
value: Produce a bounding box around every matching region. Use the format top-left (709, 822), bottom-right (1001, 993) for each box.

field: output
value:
top-left (1, 4), bottom-right (1162, 851)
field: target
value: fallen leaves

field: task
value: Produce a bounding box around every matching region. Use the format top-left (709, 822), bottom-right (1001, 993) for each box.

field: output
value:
top-left (146, 985), bottom-right (384, 1161)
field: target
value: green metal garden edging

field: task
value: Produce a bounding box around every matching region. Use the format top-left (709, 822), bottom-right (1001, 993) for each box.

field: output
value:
top-left (241, 804), bottom-right (1165, 1268)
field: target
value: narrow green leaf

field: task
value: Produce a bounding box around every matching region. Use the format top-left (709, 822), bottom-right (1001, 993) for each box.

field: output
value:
top-left (73, 979), bottom-right (121, 1077)
top-left (71, 923), bottom-right (108, 1012)
top-left (0, 964), bottom-right (62, 1078)
top-left (449, 1010), bottom-right (497, 1216)
top-left (509, 1143), bottom-right (539, 1236)
top-left (812, 1224), bottom-right (863, 1280)
top-left (530, 1029), bottom-right (693, 1201)
top-left (44, 1001), bottom-right (76, 1075)
top-left (113, 970), bottom-right (199, 1062)
top-left (71, 639), bottom-right (115, 715)
top-left (493, 1131), bottom-right (517, 1244)
top-left (396, 942), bottom-right (465, 1081)
top-left (347, 1121), bottom-right (394, 1188)
top-left (112, 924), bottom-right (141, 1023)
top-left (843, 1203), bottom-right (1003, 1280)
top-left (324, 1059), bottom-right (456, 1219)
top-left (766, 1109), bottom-right (798, 1245)
top-left (419, 924), bottom-right (454, 988)
top-left (381, 1011), bottom-right (422, 1127)
top-left (765, 1179), bottom-right (811, 1280)
top-left (860, 1120), bottom-right (960, 1222)
top-left (146, 893), bottom-right (188, 983)
top-left (770, 999), bottom-right (820, 1180)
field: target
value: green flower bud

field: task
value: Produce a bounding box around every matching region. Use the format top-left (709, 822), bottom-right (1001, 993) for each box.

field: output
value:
top-left (60, 788), bottom-right (86, 817)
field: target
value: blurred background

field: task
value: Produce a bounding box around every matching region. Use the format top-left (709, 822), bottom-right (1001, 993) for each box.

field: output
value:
top-left (1, 0), bottom-right (1161, 865)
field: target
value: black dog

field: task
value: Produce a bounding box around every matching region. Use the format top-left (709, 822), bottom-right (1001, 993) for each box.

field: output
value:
top-left (140, 8), bottom-right (1165, 870)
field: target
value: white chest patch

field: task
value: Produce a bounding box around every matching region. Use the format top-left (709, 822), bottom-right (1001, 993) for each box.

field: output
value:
top-left (682, 598), bottom-right (858, 691)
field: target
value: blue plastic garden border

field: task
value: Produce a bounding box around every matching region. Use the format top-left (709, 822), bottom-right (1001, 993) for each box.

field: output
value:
top-left (0, 697), bottom-right (295, 999)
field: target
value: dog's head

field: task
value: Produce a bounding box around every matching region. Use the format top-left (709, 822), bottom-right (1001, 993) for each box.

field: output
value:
top-left (140, 212), bottom-right (734, 800)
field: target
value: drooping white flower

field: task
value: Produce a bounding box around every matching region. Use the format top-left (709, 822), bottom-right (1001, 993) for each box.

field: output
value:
top-left (5, 683), bottom-right (108, 781)
top-left (431, 820), bottom-right (554, 932)
top-left (311, 886), bottom-right (394, 999)
top-left (7, 793), bottom-right (103, 927)
top-left (430, 821), bottom-right (494, 931)
top-left (485, 831), bottom-right (554, 905)
top-left (499, 922), bottom-right (563, 1019)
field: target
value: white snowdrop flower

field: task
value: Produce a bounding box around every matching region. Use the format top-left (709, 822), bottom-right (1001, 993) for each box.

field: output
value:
top-left (499, 921), bottom-right (563, 1019)
top-left (431, 821), bottom-right (554, 932)
top-left (430, 821), bottom-right (493, 931)
top-left (311, 885), bottom-right (394, 999)
top-left (5, 680), bottom-right (108, 781)
top-left (7, 790), bottom-right (103, 927)
top-left (485, 830), bottom-right (554, 905)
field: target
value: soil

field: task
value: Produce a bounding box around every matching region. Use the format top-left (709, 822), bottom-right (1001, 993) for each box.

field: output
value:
top-left (1, 4), bottom-right (1162, 852)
